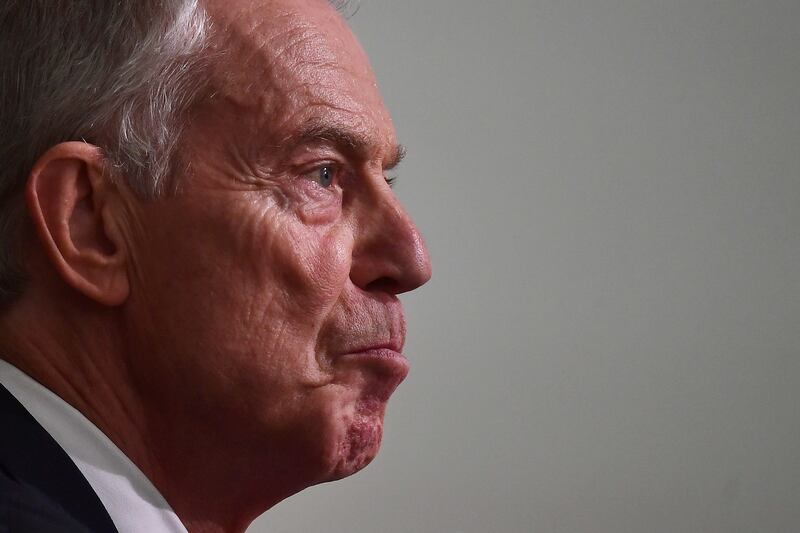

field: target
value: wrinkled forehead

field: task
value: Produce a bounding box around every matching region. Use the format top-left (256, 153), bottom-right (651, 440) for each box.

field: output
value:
top-left (200, 0), bottom-right (393, 147)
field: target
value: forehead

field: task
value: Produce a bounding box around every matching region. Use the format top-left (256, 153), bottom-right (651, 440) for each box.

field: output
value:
top-left (201, 0), bottom-right (394, 153)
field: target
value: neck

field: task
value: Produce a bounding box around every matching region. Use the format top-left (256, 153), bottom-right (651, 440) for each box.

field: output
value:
top-left (0, 287), bottom-right (294, 533)
top-left (0, 288), bottom-right (162, 482)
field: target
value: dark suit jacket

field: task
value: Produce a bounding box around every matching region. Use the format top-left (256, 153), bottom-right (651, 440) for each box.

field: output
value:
top-left (0, 383), bottom-right (118, 532)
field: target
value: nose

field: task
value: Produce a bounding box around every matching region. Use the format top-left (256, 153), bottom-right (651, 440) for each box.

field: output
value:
top-left (350, 190), bottom-right (432, 295)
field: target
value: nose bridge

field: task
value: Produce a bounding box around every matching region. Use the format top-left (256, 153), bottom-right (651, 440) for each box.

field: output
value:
top-left (351, 189), bottom-right (432, 294)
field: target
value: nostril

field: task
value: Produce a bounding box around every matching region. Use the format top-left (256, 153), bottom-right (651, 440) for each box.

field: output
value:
top-left (364, 276), bottom-right (399, 294)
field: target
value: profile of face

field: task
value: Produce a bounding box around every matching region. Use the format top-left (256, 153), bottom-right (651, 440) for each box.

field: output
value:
top-left (113, 0), bottom-right (431, 503)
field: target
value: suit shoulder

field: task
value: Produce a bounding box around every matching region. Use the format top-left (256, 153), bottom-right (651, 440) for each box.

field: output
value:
top-left (0, 468), bottom-right (94, 533)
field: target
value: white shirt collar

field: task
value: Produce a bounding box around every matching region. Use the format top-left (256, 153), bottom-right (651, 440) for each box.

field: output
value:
top-left (0, 359), bottom-right (187, 533)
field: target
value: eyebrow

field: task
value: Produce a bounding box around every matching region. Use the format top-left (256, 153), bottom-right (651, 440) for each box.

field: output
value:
top-left (290, 120), bottom-right (407, 170)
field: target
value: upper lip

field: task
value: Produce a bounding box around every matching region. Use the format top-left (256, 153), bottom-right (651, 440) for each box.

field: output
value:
top-left (347, 338), bottom-right (403, 354)
top-left (329, 299), bottom-right (406, 356)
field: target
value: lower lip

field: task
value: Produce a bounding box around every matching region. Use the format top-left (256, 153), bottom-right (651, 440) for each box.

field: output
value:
top-left (338, 348), bottom-right (410, 377)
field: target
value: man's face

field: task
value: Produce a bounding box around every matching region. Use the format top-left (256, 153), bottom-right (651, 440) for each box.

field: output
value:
top-left (118, 0), bottom-right (430, 495)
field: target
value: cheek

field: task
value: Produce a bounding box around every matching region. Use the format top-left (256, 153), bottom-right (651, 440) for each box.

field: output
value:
top-left (259, 213), bottom-right (353, 313)
top-left (210, 197), bottom-right (352, 383)
top-left (294, 225), bottom-right (352, 300)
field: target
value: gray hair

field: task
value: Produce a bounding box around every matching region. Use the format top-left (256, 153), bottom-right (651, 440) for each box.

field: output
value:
top-left (0, 0), bottom-right (211, 304)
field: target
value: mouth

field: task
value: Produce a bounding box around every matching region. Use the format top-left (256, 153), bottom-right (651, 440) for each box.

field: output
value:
top-left (338, 343), bottom-right (409, 374)
top-left (335, 342), bottom-right (410, 399)
top-left (324, 301), bottom-right (409, 395)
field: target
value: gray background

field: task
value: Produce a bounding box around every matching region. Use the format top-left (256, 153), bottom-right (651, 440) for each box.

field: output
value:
top-left (252, 1), bottom-right (800, 532)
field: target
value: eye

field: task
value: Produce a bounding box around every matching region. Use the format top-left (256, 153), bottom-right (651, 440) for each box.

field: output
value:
top-left (316, 166), bottom-right (335, 187)
top-left (303, 164), bottom-right (338, 188)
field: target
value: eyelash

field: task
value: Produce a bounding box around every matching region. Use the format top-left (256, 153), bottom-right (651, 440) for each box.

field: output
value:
top-left (302, 163), bottom-right (398, 189)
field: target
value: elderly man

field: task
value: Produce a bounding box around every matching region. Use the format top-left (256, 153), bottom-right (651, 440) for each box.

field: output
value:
top-left (0, 0), bottom-right (431, 531)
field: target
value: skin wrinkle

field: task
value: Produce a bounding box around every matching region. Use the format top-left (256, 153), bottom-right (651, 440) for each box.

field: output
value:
top-left (287, 119), bottom-right (407, 168)
top-left (0, 302), bottom-right (160, 482)
top-left (56, 334), bottom-right (134, 447)
top-left (209, 5), bottom-right (378, 157)
top-left (224, 189), bottom-right (338, 389)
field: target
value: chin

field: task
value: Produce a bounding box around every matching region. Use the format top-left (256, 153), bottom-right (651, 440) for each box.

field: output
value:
top-left (321, 401), bottom-right (387, 482)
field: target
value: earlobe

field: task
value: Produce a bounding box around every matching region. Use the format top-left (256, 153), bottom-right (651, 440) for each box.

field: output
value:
top-left (25, 142), bottom-right (130, 306)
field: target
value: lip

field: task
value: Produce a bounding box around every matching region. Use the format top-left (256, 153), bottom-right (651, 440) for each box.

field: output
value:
top-left (355, 340), bottom-right (403, 353)
top-left (336, 345), bottom-right (410, 385)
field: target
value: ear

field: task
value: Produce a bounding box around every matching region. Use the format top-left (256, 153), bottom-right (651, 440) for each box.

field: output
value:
top-left (25, 142), bottom-right (130, 306)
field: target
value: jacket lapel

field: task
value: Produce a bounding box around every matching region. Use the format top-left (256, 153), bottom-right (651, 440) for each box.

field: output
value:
top-left (0, 383), bottom-right (118, 532)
